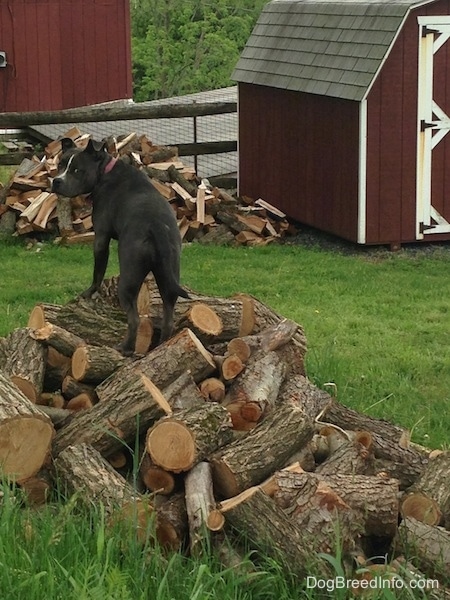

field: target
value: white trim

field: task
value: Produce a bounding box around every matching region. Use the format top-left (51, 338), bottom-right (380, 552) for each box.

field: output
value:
top-left (358, 99), bottom-right (367, 244)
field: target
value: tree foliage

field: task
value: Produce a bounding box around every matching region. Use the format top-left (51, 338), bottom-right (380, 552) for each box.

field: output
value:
top-left (130, 0), bottom-right (266, 101)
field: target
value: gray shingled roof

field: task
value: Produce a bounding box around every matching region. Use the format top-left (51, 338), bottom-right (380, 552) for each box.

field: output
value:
top-left (232, 0), bottom-right (435, 101)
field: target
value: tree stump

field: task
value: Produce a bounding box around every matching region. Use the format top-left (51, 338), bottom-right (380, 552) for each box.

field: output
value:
top-left (211, 402), bottom-right (314, 498)
top-left (0, 372), bottom-right (54, 481)
top-left (146, 403), bottom-right (233, 473)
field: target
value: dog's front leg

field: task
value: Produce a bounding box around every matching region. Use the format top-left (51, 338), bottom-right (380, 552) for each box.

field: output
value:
top-left (81, 234), bottom-right (110, 299)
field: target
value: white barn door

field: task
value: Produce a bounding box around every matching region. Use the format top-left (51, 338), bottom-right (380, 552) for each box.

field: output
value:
top-left (416, 16), bottom-right (450, 238)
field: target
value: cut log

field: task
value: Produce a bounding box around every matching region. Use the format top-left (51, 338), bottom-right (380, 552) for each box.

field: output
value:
top-left (200, 377), bottom-right (226, 403)
top-left (223, 351), bottom-right (286, 429)
top-left (160, 371), bottom-right (205, 411)
top-left (396, 517), bottom-right (450, 581)
top-left (315, 433), bottom-right (375, 476)
top-left (119, 328), bottom-right (216, 387)
top-left (3, 327), bottom-right (47, 402)
top-left (56, 196), bottom-right (74, 237)
top-left (61, 375), bottom-right (97, 402)
top-left (185, 461), bottom-right (224, 554)
top-left (219, 486), bottom-right (332, 579)
top-left (401, 493), bottom-right (442, 526)
top-left (146, 402), bottom-right (233, 473)
top-left (30, 322), bottom-right (85, 357)
top-left (176, 303), bottom-right (223, 343)
top-left (0, 371), bottom-right (54, 481)
top-left (55, 297), bottom-right (128, 348)
top-left (274, 471), bottom-right (399, 538)
top-left (135, 316), bottom-right (153, 354)
top-left (278, 374), bottom-right (332, 421)
top-left (17, 470), bottom-right (52, 506)
top-left (211, 402), bottom-right (314, 498)
top-left (71, 344), bottom-right (125, 384)
top-left (139, 451), bottom-right (176, 495)
top-left (66, 393), bottom-right (95, 411)
top-left (53, 371), bottom-right (172, 457)
top-left (272, 471), bottom-right (361, 557)
top-left (35, 405), bottom-right (74, 428)
top-left (218, 354), bottom-right (245, 382)
top-left (408, 451), bottom-right (450, 528)
top-left (28, 303), bottom-right (62, 330)
top-left (155, 492), bottom-right (188, 551)
top-left (43, 347), bottom-right (71, 391)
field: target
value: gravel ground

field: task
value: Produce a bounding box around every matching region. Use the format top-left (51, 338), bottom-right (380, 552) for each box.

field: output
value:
top-left (281, 222), bottom-right (450, 258)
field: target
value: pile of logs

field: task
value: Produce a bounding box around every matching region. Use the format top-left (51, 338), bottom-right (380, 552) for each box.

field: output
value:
top-left (0, 128), bottom-right (294, 245)
top-left (0, 277), bottom-right (449, 590)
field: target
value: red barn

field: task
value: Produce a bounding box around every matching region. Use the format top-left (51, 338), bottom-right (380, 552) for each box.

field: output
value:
top-left (233, 0), bottom-right (450, 246)
top-left (0, 0), bottom-right (132, 113)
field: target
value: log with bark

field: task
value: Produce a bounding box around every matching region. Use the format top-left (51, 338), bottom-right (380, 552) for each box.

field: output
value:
top-left (0, 371), bottom-right (54, 481)
top-left (407, 451), bottom-right (450, 528)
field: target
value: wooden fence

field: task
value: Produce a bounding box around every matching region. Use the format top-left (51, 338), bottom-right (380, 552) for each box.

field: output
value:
top-left (0, 101), bottom-right (238, 169)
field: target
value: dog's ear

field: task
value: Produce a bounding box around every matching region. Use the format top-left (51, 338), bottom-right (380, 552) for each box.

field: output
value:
top-left (60, 138), bottom-right (76, 153)
top-left (85, 138), bottom-right (107, 154)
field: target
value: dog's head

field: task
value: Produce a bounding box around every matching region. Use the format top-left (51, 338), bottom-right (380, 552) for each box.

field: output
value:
top-left (51, 138), bottom-right (109, 197)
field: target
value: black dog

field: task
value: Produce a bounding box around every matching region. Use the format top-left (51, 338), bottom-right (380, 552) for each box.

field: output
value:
top-left (52, 138), bottom-right (188, 355)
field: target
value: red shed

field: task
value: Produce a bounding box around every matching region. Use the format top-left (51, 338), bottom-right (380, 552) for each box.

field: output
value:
top-left (233, 0), bottom-right (450, 245)
top-left (0, 0), bottom-right (132, 113)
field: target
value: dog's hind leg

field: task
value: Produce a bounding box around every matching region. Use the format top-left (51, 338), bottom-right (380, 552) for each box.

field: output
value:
top-left (117, 272), bottom-right (144, 356)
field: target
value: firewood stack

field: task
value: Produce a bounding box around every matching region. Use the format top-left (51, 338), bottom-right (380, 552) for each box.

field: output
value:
top-left (0, 277), bottom-right (449, 588)
top-left (0, 128), bottom-right (294, 245)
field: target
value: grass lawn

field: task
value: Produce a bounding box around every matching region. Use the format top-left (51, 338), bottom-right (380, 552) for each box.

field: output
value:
top-left (0, 236), bottom-right (449, 599)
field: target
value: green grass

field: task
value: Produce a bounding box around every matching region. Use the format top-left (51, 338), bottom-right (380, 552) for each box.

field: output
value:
top-left (0, 237), bottom-right (449, 599)
top-left (1, 239), bottom-right (449, 449)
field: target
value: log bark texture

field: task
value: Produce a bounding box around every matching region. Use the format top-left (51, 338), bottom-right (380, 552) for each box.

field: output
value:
top-left (3, 327), bottom-right (47, 402)
top-left (409, 451), bottom-right (450, 528)
top-left (211, 403), bottom-right (314, 498)
top-left (0, 371), bottom-right (54, 481)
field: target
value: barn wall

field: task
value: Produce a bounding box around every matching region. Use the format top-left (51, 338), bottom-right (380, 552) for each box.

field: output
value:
top-left (238, 83), bottom-right (360, 242)
top-left (0, 0), bottom-right (132, 113)
top-left (365, 0), bottom-right (450, 244)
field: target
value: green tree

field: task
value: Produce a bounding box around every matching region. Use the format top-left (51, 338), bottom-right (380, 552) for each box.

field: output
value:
top-left (130, 0), bottom-right (266, 101)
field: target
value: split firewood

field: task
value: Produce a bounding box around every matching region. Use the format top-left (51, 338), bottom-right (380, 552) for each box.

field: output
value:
top-left (30, 322), bottom-right (85, 357)
top-left (315, 432), bottom-right (375, 476)
top-left (3, 327), bottom-right (47, 402)
top-left (146, 403), bottom-right (233, 473)
top-left (139, 451), bottom-right (176, 495)
top-left (71, 344), bottom-right (125, 384)
top-left (219, 486), bottom-right (332, 579)
top-left (407, 451), bottom-right (450, 528)
top-left (184, 461), bottom-right (225, 554)
top-left (223, 351), bottom-right (286, 429)
top-left (211, 402), bottom-right (314, 498)
top-left (396, 517), bottom-right (450, 581)
top-left (401, 493), bottom-right (442, 526)
top-left (274, 471), bottom-right (399, 538)
top-left (0, 371), bottom-right (54, 481)
top-left (53, 371), bottom-right (172, 457)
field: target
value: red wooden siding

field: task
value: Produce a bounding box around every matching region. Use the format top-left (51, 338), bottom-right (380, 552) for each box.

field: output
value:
top-left (0, 0), bottom-right (132, 112)
top-left (238, 83), bottom-right (360, 242)
top-left (365, 0), bottom-right (450, 244)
